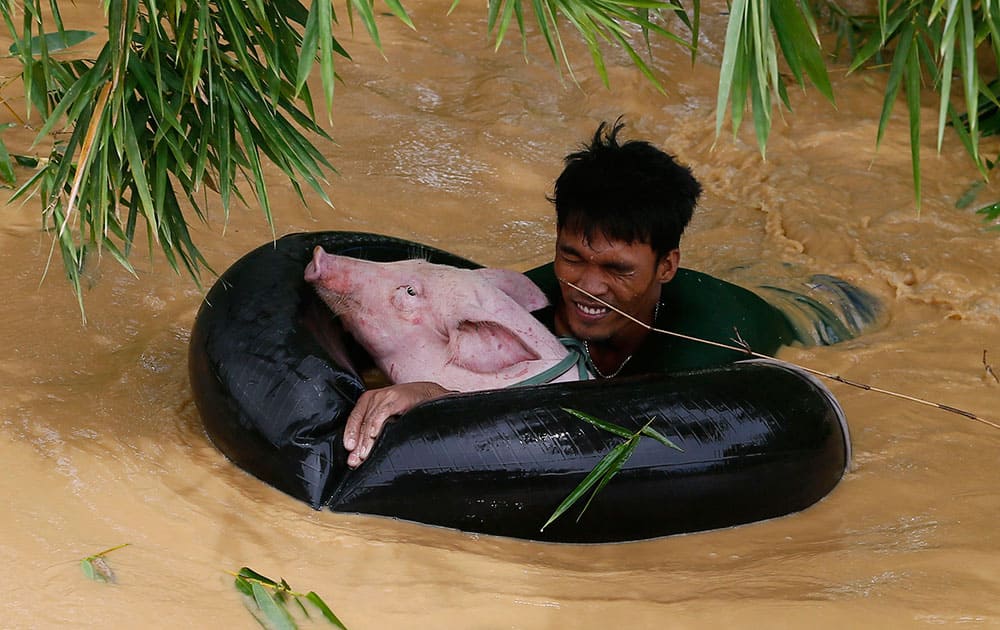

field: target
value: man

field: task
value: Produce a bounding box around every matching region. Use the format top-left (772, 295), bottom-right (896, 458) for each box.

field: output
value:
top-left (343, 119), bottom-right (728, 468)
top-left (532, 117), bottom-right (699, 378)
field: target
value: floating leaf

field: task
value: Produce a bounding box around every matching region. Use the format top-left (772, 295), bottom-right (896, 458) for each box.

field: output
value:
top-left (976, 202), bottom-right (1000, 230)
top-left (79, 543), bottom-right (129, 584)
top-left (306, 592), bottom-right (348, 630)
top-left (234, 567), bottom-right (348, 629)
top-left (238, 566), bottom-right (279, 588)
top-left (251, 582), bottom-right (297, 630)
top-left (234, 575), bottom-right (254, 597)
top-left (956, 180), bottom-right (985, 209)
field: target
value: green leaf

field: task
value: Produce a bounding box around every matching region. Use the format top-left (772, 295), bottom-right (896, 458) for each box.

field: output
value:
top-left (239, 567), bottom-right (280, 587)
top-left (251, 582), bottom-right (297, 630)
top-left (0, 134), bottom-right (14, 185)
top-left (7, 29), bottom-right (94, 55)
top-left (80, 558), bottom-right (99, 581)
top-left (306, 591), bottom-right (349, 630)
top-left (976, 201), bottom-right (1000, 222)
top-left (577, 434), bottom-right (641, 519)
top-left (904, 28), bottom-right (922, 211)
top-left (875, 20), bottom-right (915, 148)
top-left (770, 0), bottom-right (834, 103)
top-left (541, 440), bottom-right (634, 531)
top-left (716, 0), bottom-right (749, 137)
top-left (955, 180), bottom-right (984, 209)
top-left (234, 576), bottom-right (254, 597)
top-left (561, 407), bottom-right (632, 439)
top-left (80, 556), bottom-right (116, 583)
top-left (383, 0), bottom-right (415, 30)
top-left (350, 0), bottom-right (382, 49)
top-left (639, 424), bottom-right (682, 451)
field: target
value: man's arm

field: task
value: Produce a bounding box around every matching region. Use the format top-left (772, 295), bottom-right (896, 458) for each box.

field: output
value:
top-left (343, 382), bottom-right (454, 468)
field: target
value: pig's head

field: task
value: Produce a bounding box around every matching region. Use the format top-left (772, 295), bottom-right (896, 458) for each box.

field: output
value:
top-left (304, 247), bottom-right (556, 381)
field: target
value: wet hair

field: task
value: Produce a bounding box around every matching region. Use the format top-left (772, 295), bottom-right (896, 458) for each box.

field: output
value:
top-left (550, 118), bottom-right (702, 256)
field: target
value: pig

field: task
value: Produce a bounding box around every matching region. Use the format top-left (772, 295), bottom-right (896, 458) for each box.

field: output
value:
top-left (304, 246), bottom-right (591, 391)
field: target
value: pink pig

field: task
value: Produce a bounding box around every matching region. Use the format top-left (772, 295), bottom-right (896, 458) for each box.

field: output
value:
top-left (304, 247), bottom-right (590, 391)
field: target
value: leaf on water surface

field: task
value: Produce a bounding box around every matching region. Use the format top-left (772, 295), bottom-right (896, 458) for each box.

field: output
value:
top-left (234, 567), bottom-right (348, 629)
top-left (79, 543), bottom-right (129, 583)
top-left (956, 180), bottom-right (985, 209)
top-left (307, 591), bottom-right (349, 630)
top-left (234, 575), bottom-right (254, 597)
top-left (239, 566), bottom-right (280, 587)
top-left (251, 582), bottom-right (297, 630)
top-left (976, 202), bottom-right (1000, 223)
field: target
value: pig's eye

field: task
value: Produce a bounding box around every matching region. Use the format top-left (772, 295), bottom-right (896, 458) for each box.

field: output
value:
top-left (405, 285), bottom-right (417, 296)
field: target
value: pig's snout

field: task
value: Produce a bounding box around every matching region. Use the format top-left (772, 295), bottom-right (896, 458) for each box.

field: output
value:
top-left (304, 246), bottom-right (327, 283)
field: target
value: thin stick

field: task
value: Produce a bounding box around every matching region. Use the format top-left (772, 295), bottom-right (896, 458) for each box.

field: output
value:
top-left (985, 350), bottom-right (999, 384)
top-left (562, 280), bottom-right (1000, 431)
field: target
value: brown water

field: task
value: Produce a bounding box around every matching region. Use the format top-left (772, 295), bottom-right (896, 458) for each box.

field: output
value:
top-left (2, 4), bottom-right (999, 628)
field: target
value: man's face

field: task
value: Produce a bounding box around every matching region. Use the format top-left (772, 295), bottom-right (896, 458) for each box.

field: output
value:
top-left (553, 227), bottom-right (678, 344)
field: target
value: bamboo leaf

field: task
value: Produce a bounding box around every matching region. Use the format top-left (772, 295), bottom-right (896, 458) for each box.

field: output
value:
top-left (317, 0), bottom-right (337, 109)
top-left (770, 0), bottom-right (834, 103)
top-left (0, 127), bottom-right (14, 184)
top-left (121, 112), bottom-right (159, 239)
top-left (561, 407), bottom-right (632, 439)
top-left (250, 582), bottom-right (297, 630)
top-left (577, 434), bottom-right (641, 519)
top-left (79, 543), bottom-right (129, 583)
top-left (80, 558), bottom-right (99, 581)
top-left (7, 29), bottom-right (94, 55)
top-left (730, 33), bottom-right (750, 134)
top-left (875, 20), bottom-right (915, 148)
top-left (239, 567), bottom-right (280, 587)
top-left (639, 424), bottom-right (682, 451)
top-left (751, 54), bottom-right (772, 156)
top-left (306, 591), bottom-right (349, 630)
top-left (349, 0), bottom-right (382, 49)
top-left (958, 0), bottom-right (979, 156)
top-left (541, 440), bottom-right (633, 531)
top-left (716, 0), bottom-right (749, 137)
top-left (495, 0), bottom-right (517, 52)
top-left (937, 0), bottom-right (958, 151)
top-left (234, 576), bottom-right (254, 597)
top-left (383, 0), bottom-right (415, 29)
top-left (904, 30), bottom-right (922, 212)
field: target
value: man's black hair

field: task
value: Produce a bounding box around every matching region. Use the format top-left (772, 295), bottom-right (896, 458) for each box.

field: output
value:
top-left (550, 118), bottom-right (702, 256)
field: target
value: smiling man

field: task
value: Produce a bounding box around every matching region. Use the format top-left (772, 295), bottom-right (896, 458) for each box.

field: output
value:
top-left (541, 118), bottom-right (699, 378)
top-left (342, 119), bottom-right (787, 468)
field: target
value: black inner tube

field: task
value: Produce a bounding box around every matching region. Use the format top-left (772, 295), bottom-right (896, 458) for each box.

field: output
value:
top-left (189, 231), bottom-right (850, 543)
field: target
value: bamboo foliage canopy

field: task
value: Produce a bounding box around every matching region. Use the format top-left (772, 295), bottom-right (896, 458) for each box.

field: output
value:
top-left (0, 0), bottom-right (997, 314)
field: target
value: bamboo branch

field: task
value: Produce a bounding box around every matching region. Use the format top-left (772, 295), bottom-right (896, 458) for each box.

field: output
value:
top-left (561, 280), bottom-right (1000, 431)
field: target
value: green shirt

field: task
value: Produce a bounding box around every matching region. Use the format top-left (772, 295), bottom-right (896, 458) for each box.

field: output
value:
top-left (524, 263), bottom-right (796, 375)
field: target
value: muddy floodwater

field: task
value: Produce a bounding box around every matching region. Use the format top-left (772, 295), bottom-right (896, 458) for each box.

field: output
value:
top-left (3, 4), bottom-right (1000, 628)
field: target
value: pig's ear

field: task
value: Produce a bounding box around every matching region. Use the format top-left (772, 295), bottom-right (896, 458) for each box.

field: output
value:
top-left (448, 320), bottom-right (541, 373)
top-left (473, 268), bottom-right (549, 312)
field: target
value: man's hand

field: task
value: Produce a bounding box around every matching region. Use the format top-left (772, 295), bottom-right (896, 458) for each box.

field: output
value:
top-left (343, 381), bottom-right (452, 468)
